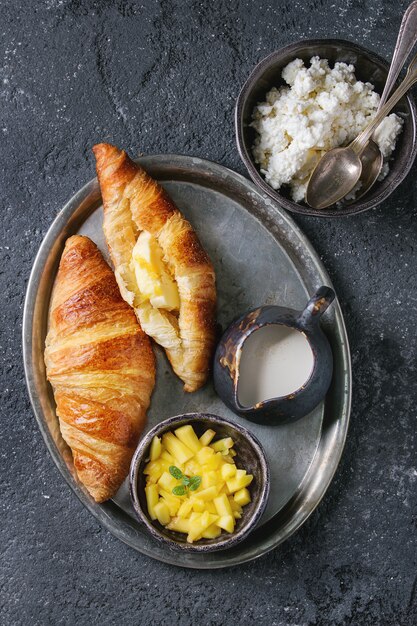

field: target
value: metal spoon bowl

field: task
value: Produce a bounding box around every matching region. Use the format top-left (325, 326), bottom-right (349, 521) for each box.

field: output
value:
top-left (306, 51), bottom-right (417, 210)
top-left (344, 1), bottom-right (417, 204)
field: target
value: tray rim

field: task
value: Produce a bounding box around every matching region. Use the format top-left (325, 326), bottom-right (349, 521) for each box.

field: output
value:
top-left (22, 154), bottom-right (352, 569)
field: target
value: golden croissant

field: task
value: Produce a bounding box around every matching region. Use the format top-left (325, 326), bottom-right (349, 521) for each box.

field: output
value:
top-left (93, 143), bottom-right (217, 392)
top-left (44, 235), bottom-right (155, 502)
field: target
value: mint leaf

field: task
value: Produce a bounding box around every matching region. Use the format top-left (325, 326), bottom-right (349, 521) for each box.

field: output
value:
top-left (169, 466), bottom-right (183, 480)
top-left (189, 476), bottom-right (201, 491)
top-left (172, 485), bottom-right (186, 496)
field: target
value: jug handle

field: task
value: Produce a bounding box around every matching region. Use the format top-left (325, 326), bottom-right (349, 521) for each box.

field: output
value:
top-left (298, 286), bottom-right (335, 327)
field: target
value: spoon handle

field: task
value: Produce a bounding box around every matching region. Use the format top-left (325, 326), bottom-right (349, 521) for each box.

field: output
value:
top-left (350, 52), bottom-right (417, 155)
top-left (379, 1), bottom-right (417, 108)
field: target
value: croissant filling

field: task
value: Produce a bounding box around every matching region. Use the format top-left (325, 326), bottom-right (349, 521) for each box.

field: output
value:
top-left (128, 231), bottom-right (182, 351)
top-left (131, 231), bottom-right (180, 311)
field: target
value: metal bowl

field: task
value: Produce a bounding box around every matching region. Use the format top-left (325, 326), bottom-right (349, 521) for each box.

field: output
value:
top-left (235, 38), bottom-right (417, 217)
top-left (129, 413), bottom-right (270, 552)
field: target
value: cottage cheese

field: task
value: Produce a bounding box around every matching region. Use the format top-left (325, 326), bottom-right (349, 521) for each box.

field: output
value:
top-left (251, 57), bottom-right (403, 203)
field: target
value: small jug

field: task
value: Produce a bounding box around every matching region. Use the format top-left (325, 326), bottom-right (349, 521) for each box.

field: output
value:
top-left (213, 286), bottom-right (335, 425)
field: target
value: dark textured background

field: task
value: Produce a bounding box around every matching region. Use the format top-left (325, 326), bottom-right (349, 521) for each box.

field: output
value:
top-left (1, 0), bottom-right (417, 624)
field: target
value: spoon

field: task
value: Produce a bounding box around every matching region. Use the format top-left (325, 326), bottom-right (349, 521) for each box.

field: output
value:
top-left (345, 1), bottom-right (417, 203)
top-left (306, 50), bottom-right (417, 209)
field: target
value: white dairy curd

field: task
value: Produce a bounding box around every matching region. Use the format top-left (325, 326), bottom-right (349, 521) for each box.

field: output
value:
top-left (251, 57), bottom-right (403, 203)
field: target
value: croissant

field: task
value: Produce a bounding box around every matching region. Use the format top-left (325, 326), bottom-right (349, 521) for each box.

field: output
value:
top-left (93, 143), bottom-right (217, 392)
top-left (44, 235), bottom-right (155, 502)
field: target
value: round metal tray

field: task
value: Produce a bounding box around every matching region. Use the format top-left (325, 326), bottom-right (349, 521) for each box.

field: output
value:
top-left (23, 155), bottom-right (351, 569)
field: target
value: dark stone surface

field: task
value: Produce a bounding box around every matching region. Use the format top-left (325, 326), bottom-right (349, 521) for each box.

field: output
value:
top-left (1, 0), bottom-right (416, 624)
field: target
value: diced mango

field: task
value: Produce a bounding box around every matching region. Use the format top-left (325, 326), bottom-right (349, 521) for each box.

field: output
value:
top-left (149, 436), bottom-right (162, 461)
top-left (199, 429), bottom-right (216, 446)
top-left (234, 487), bottom-right (251, 506)
top-left (226, 472), bottom-right (253, 493)
top-left (190, 498), bottom-right (205, 512)
top-left (210, 437), bottom-right (234, 452)
top-left (202, 524), bottom-right (222, 539)
top-left (201, 470), bottom-right (219, 489)
top-left (220, 463), bottom-right (236, 480)
top-left (214, 493), bottom-right (233, 517)
top-left (143, 423), bottom-right (252, 544)
top-left (175, 425), bottom-right (202, 453)
top-left (177, 500), bottom-right (193, 517)
top-left (167, 516), bottom-right (190, 534)
top-left (196, 446), bottom-right (215, 465)
top-left (145, 484), bottom-right (159, 520)
top-left (158, 471), bottom-right (178, 492)
top-left (196, 486), bottom-right (218, 501)
top-left (154, 500), bottom-right (171, 525)
top-left (188, 511), bottom-right (219, 543)
top-left (216, 514), bottom-right (235, 533)
top-left (160, 450), bottom-right (175, 464)
top-left (162, 432), bottom-right (194, 464)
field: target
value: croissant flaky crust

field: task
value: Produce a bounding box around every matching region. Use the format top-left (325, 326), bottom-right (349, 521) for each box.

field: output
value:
top-left (44, 235), bottom-right (155, 502)
top-left (93, 143), bottom-right (217, 392)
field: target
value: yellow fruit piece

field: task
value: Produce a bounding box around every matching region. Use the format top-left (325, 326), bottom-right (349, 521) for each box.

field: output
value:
top-left (143, 460), bottom-right (161, 475)
top-left (214, 493), bottom-right (233, 517)
top-left (167, 516), bottom-right (190, 534)
top-left (196, 486), bottom-right (218, 501)
top-left (226, 472), bottom-right (253, 493)
top-left (190, 498), bottom-right (205, 512)
top-left (158, 471), bottom-right (178, 492)
top-left (177, 500), bottom-right (193, 517)
top-left (199, 429), bottom-right (216, 446)
top-left (202, 524), bottom-right (222, 539)
top-left (159, 490), bottom-right (181, 515)
top-left (228, 496), bottom-right (242, 513)
top-left (229, 449), bottom-right (237, 457)
top-left (204, 501), bottom-right (218, 515)
top-left (154, 501), bottom-right (171, 526)
top-left (196, 446), bottom-right (214, 465)
top-left (184, 459), bottom-right (201, 476)
top-left (220, 463), bottom-right (236, 480)
top-left (201, 470), bottom-right (219, 489)
top-left (234, 487), bottom-right (251, 506)
top-left (174, 425), bottom-right (202, 453)
top-left (145, 484), bottom-right (159, 520)
top-left (210, 437), bottom-right (234, 452)
top-left (204, 453), bottom-right (223, 470)
top-left (162, 432), bottom-right (194, 464)
top-left (219, 484), bottom-right (231, 495)
top-left (216, 514), bottom-right (235, 533)
top-left (188, 511), bottom-right (219, 543)
top-left (149, 436), bottom-right (162, 461)
top-left (160, 450), bottom-right (175, 464)
top-left (233, 511), bottom-right (242, 519)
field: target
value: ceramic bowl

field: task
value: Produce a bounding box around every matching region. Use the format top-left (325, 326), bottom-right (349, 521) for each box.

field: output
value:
top-left (129, 413), bottom-right (270, 552)
top-left (235, 38), bottom-right (417, 217)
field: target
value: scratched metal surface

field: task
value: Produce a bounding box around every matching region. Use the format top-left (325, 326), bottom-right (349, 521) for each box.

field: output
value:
top-left (23, 155), bottom-right (350, 568)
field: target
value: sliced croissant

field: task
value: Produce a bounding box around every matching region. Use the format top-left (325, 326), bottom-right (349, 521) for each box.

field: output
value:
top-left (93, 143), bottom-right (217, 392)
top-left (44, 235), bottom-right (155, 502)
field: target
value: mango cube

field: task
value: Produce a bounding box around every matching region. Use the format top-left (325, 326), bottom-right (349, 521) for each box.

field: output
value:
top-left (175, 425), bottom-right (202, 453)
top-left (190, 498), bottom-right (205, 512)
top-left (216, 514), bottom-right (235, 533)
top-left (149, 436), bottom-right (162, 461)
top-left (210, 437), bottom-right (234, 452)
top-left (167, 516), bottom-right (190, 534)
top-left (226, 471), bottom-right (253, 493)
top-left (177, 500), bottom-right (193, 517)
top-left (201, 470), bottom-right (219, 489)
top-left (188, 511), bottom-right (219, 543)
top-left (234, 487), bottom-right (251, 506)
top-left (196, 446), bottom-right (215, 465)
top-left (214, 493), bottom-right (233, 517)
top-left (202, 524), bottom-right (222, 539)
top-left (162, 432), bottom-right (194, 464)
top-left (158, 471), bottom-right (178, 492)
top-left (145, 484), bottom-right (159, 520)
top-left (154, 500), bottom-right (170, 525)
top-left (196, 486), bottom-right (218, 501)
top-left (199, 429), bottom-right (216, 446)
top-left (220, 463), bottom-right (236, 480)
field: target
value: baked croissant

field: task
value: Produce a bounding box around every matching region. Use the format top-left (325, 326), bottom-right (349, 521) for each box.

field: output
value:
top-left (93, 143), bottom-right (217, 392)
top-left (44, 235), bottom-right (155, 502)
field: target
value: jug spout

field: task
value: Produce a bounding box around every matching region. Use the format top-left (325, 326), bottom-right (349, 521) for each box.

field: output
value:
top-left (298, 286), bottom-right (335, 327)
